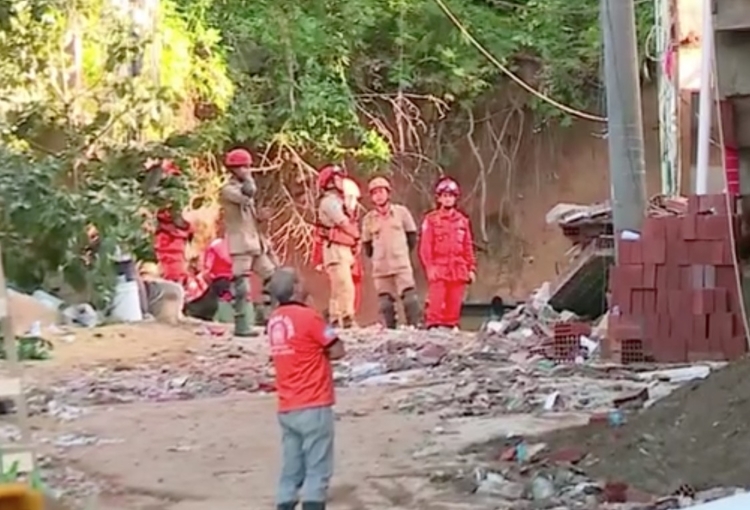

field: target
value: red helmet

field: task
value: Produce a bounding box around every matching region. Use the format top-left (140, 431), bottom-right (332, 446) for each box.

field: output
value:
top-left (317, 164), bottom-right (346, 189)
top-left (435, 176), bottom-right (460, 196)
top-left (224, 148), bottom-right (253, 168)
top-left (161, 159), bottom-right (180, 176)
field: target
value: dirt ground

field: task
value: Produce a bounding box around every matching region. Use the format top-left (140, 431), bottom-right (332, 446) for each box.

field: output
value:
top-left (538, 356), bottom-right (750, 495)
top-left (23, 325), bottom-right (504, 510)
top-left (48, 391), bottom-right (455, 510)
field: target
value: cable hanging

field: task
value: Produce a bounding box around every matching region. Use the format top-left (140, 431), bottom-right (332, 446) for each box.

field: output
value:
top-left (432, 0), bottom-right (608, 123)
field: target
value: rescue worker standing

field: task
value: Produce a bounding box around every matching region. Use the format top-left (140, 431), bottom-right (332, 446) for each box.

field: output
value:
top-left (219, 148), bottom-right (277, 337)
top-left (316, 165), bottom-right (360, 328)
top-left (312, 177), bottom-right (364, 315)
top-left (266, 267), bottom-right (344, 510)
top-left (361, 177), bottom-right (421, 328)
top-left (418, 177), bottom-right (476, 330)
top-left (151, 160), bottom-right (193, 284)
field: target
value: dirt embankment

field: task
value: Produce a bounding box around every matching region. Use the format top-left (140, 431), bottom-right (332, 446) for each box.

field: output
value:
top-left (541, 356), bottom-right (750, 494)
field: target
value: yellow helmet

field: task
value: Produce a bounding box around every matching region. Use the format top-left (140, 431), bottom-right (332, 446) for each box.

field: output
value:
top-left (367, 176), bottom-right (391, 193)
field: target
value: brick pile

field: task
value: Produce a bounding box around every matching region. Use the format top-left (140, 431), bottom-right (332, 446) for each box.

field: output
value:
top-left (551, 321), bottom-right (592, 362)
top-left (606, 194), bottom-right (747, 364)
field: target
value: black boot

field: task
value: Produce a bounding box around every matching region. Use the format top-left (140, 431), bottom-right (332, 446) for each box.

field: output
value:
top-left (401, 288), bottom-right (422, 327)
top-left (276, 503), bottom-right (297, 510)
top-left (341, 316), bottom-right (354, 329)
top-left (301, 502), bottom-right (325, 510)
top-left (378, 293), bottom-right (397, 329)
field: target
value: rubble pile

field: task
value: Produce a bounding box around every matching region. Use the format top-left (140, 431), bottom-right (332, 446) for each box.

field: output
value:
top-left (530, 356), bottom-right (750, 496)
top-left (547, 196), bottom-right (687, 249)
top-left (444, 456), bottom-right (746, 510)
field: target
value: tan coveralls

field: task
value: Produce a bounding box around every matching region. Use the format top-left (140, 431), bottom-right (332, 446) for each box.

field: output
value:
top-left (361, 204), bottom-right (418, 295)
top-left (219, 177), bottom-right (276, 281)
top-left (318, 191), bottom-right (356, 322)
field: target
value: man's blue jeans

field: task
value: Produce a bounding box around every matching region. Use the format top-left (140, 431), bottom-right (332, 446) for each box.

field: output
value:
top-left (277, 405), bottom-right (335, 504)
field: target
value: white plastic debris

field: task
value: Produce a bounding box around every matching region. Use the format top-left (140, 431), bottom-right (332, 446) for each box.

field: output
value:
top-left (638, 365), bottom-right (712, 383)
top-left (688, 491), bottom-right (750, 509)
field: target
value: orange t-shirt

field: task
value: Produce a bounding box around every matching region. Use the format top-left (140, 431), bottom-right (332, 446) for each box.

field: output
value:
top-left (267, 303), bottom-right (337, 412)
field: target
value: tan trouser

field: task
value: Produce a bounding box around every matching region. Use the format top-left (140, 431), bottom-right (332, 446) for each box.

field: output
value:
top-left (326, 261), bottom-right (355, 322)
top-left (373, 270), bottom-right (416, 298)
top-left (231, 253), bottom-right (277, 280)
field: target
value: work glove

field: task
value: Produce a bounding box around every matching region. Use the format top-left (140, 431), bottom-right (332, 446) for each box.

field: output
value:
top-left (240, 178), bottom-right (257, 198)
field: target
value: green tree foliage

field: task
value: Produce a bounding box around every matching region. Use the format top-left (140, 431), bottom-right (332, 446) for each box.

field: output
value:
top-left (0, 0), bottom-right (226, 302)
top-left (0, 0), bottom-right (654, 300)
top-left (182, 0), bottom-right (653, 163)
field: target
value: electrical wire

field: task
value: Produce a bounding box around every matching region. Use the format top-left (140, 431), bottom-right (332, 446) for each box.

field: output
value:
top-left (431, 0), bottom-right (607, 123)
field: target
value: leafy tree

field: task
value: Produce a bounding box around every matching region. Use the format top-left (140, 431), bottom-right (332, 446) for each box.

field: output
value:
top-left (0, 0), bottom-right (225, 304)
top-left (0, 0), bottom-right (655, 301)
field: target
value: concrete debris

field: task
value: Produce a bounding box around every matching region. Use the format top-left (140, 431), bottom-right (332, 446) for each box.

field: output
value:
top-left (26, 318), bottom-right (703, 425)
top-left (47, 433), bottom-right (123, 448)
top-left (449, 457), bottom-right (747, 510)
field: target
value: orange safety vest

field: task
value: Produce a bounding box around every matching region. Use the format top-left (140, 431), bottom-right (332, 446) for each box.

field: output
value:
top-left (317, 193), bottom-right (359, 248)
top-left (317, 223), bottom-right (359, 248)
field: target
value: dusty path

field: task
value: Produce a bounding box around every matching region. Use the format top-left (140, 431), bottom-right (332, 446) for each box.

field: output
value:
top-left (50, 391), bottom-right (456, 510)
top-left (23, 324), bottom-right (489, 510)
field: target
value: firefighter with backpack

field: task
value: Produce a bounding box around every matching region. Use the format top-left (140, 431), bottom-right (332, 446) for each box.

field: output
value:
top-left (315, 164), bottom-right (360, 328)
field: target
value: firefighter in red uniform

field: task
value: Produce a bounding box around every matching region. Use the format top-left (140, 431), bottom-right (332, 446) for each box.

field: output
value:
top-left (153, 160), bottom-right (193, 284)
top-left (418, 177), bottom-right (476, 330)
top-left (316, 165), bottom-right (360, 328)
top-left (184, 214), bottom-right (233, 321)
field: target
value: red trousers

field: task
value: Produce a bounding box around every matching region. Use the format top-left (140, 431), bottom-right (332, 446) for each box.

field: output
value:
top-left (425, 279), bottom-right (466, 328)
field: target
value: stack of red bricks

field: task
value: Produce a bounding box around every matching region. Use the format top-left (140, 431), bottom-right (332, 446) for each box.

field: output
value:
top-left (551, 321), bottom-right (592, 361)
top-left (607, 194), bottom-right (747, 364)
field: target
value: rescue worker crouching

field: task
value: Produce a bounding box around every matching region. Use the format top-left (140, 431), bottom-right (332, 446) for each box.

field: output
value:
top-left (219, 148), bottom-right (278, 337)
top-left (418, 177), bottom-right (477, 330)
top-left (361, 176), bottom-right (421, 328)
top-left (316, 164), bottom-right (360, 329)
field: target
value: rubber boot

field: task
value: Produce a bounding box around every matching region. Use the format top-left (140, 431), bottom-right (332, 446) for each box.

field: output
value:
top-left (276, 503), bottom-right (297, 510)
top-left (301, 502), bottom-right (325, 510)
top-left (213, 301), bottom-right (234, 323)
top-left (401, 288), bottom-right (422, 327)
top-left (232, 276), bottom-right (257, 337)
top-left (378, 293), bottom-right (397, 329)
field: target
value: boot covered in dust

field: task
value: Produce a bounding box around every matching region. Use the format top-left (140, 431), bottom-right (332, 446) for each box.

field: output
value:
top-left (232, 275), bottom-right (257, 337)
top-left (378, 293), bottom-right (397, 329)
top-left (401, 288), bottom-right (422, 327)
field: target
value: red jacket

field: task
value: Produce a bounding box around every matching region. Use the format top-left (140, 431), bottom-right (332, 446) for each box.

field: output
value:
top-left (154, 209), bottom-right (193, 281)
top-left (154, 210), bottom-right (193, 254)
top-left (203, 238), bottom-right (233, 282)
top-left (418, 208), bottom-right (476, 282)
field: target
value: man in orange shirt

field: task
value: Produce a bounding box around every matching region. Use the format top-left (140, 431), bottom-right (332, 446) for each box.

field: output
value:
top-left (266, 268), bottom-right (346, 510)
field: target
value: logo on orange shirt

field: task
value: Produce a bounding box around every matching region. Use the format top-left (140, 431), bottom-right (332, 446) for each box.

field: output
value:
top-left (268, 315), bottom-right (296, 356)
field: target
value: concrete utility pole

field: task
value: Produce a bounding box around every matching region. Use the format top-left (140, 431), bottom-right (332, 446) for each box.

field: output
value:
top-left (601, 0), bottom-right (648, 239)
